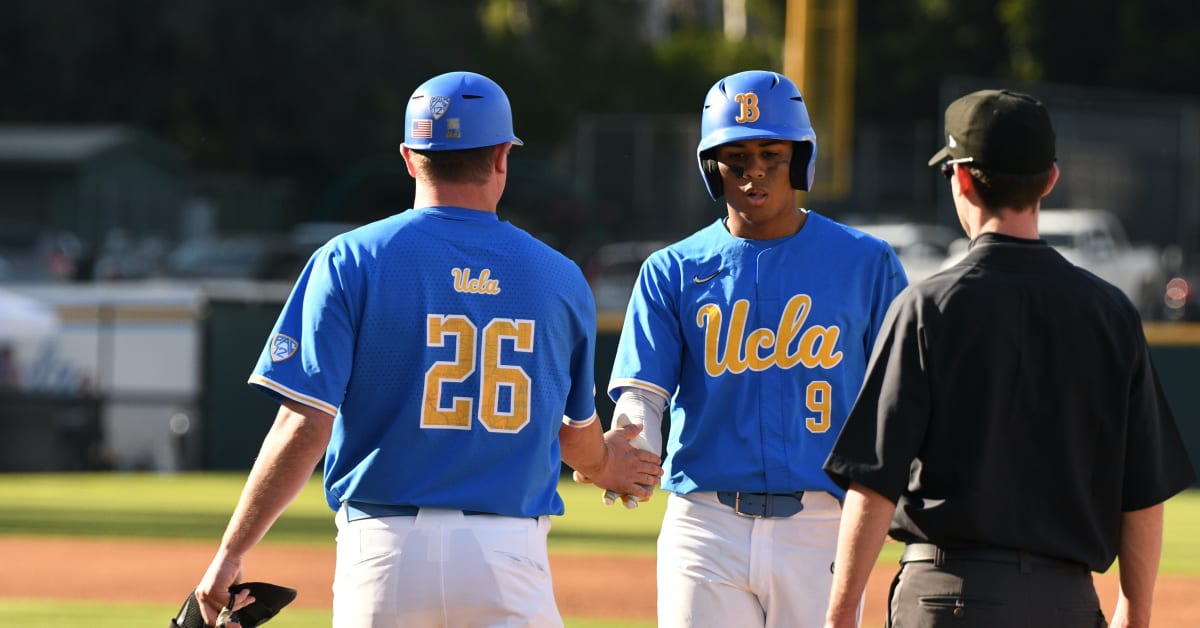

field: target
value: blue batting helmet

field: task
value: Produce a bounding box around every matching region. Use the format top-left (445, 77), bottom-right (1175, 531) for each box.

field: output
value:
top-left (697, 70), bottom-right (817, 200)
top-left (403, 71), bottom-right (524, 151)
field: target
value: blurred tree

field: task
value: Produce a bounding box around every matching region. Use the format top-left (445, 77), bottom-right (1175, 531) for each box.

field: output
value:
top-left (0, 1), bottom-right (478, 177)
top-left (476, 0), bottom-right (782, 146)
top-left (2, 0), bottom-right (1197, 223)
top-left (855, 0), bottom-right (1200, 122)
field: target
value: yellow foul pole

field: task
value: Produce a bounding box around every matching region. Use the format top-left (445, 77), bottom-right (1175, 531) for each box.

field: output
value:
top-left (783, 0), bottom-right (856, 201)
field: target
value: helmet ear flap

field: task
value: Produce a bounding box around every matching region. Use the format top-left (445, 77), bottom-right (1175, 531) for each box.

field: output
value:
top-left (700, 149), bottom-right (723, 199)
top-left (790, 141), bottom-right (815, 191)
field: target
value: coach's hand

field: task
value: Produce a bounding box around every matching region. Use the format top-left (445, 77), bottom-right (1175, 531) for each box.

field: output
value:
top-left (196, 554), bottom-right (246, 626)
top-left (216, 588), bottom-right (255, 628)
top-left (175, 577), bottom-right (297, 628)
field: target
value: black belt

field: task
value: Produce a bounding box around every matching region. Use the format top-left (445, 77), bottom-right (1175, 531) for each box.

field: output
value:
top-left (344, 501), bottom-right (509, 522)
top-left (716, 491), bottom-right (806, 518)
top-left (900, 543), bottom-right (1087, 572)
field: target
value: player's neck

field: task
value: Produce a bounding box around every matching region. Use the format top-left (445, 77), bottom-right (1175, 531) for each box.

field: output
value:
top-left (413, 182), bottom-right (498, 213)
top-left (725, 207), bottom-right (807, 240)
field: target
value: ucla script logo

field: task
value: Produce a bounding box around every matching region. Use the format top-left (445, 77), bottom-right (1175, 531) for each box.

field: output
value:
top-left (697, 294), bottom-right (842, 376)
top-left (452, 268), bottom-right (501, 295)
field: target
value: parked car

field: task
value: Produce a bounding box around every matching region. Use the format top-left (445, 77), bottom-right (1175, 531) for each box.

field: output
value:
top-left (583, 240), bottom-right (670, 313)
top-left (288, 221), bottom-right (361, 260)
top-left (164, 234), bottom-right (306, 281)
top-left (90, 229), bottom-right (172, 281)
top-left (942, 209), bottom-right (1166, 318)
top-left (0, 220), bottom-right (88, 282)
top-left (850, 221), bottom-right (960, 283)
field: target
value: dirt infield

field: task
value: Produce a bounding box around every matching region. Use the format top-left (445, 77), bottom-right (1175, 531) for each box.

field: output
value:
top-left (3, 536), bottom-right (1198, 625)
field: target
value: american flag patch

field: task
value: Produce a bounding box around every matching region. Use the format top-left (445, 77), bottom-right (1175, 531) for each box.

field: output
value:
top-left (411, 119), bottom-right (433, 138)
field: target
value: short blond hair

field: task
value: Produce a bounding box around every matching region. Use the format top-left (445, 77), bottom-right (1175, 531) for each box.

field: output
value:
top-left (408, 146), bottom-right (495, 185)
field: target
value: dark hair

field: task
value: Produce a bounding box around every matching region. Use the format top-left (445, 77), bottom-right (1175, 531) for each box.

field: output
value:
top-left (409, 145), bottom-right (495, 185)
top-left (965, 166), bottom-right (1053, 212)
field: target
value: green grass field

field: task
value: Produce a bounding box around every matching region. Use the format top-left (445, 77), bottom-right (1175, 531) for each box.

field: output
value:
top-left (0, 473), bottom-right (1196, 627)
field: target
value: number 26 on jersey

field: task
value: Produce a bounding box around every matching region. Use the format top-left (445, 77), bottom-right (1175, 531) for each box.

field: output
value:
top-left (421, 314), bottom-right (534, 433)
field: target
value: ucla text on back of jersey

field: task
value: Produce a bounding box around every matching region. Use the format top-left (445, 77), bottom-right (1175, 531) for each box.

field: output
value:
top-left (452, 267), bottom-right (501, 295)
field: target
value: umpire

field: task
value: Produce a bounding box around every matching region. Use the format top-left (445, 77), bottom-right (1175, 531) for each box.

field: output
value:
top-left (821, 89), bottom-right (1196, 628)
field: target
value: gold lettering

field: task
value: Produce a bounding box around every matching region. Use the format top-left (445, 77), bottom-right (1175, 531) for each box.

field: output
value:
top-left (698, 304), bottom-right (726, 377)
top-left (724, 300), bottom-right (751, 374)
top-left (746, 328), bottom-right (775, 371)
top-left (698, 294), bottom-right (844, 377)
top-left (775, 295), bottom-right (811, 369)
top-left (452, 268), bottom-right (501, 295)
top-left (800, 326), bottom-right (843, 369)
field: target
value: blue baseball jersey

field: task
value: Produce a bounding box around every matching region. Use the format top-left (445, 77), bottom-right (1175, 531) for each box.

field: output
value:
top-left (609, 212), bottom-right (907, 499)
top-left (249, 206), bottom-right (598, 517)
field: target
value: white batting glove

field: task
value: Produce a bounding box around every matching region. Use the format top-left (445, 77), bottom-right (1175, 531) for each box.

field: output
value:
top-left (602, 388), bottom-right (666, 509)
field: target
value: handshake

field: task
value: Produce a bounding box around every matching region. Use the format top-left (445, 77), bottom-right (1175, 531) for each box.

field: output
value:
top-left (572, 388), bottom-right (666, 510)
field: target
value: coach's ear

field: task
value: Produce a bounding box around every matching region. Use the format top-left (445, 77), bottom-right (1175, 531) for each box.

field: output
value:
top-left (399, 144), bottom-right (419, 179)
top-left (493, 142), bottom-right (512, 176)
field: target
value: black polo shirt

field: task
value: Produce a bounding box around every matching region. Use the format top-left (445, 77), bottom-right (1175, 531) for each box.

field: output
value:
top-left (824, 233), bottom-right (1195, 572)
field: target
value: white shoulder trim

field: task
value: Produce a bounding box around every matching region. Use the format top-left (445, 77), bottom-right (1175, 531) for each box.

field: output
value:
top-left (562, 411), bottom-right (598, 429)
top-left (607, 378), bottom-right (671, 401)
top-left (248, 374), bottom-right (339, 417)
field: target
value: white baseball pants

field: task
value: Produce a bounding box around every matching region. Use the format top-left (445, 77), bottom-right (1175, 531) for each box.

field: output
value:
top-left (657, 490), bottom-right (848, 628)
top-left (332, 505), bottom-right (561, 628)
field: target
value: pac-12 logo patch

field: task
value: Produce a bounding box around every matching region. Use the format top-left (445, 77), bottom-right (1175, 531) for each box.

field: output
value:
top-left (270, 334), bottom-right (299, 362)
top-left (430, 96), bottom-right (451, 120)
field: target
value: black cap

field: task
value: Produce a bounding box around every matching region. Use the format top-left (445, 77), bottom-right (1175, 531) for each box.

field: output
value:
top-left (928, 89), bottom-right (1056, 175)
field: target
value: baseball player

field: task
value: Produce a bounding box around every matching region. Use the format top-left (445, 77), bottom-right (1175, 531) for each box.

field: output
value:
top-left (606, 70), bottom-right (908, 628)
top-left (189, 71), bottom-right (661, 628)
top-left (822, 90), bottom-right (1196, 627)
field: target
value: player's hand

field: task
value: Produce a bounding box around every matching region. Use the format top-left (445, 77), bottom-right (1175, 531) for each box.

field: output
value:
top-left (583, 423), bottom-right (662, 505)
top-left (571, 474), bottom-right (649, 508)
top-left (605, 410), bottom-right (661, 508)
top-left (604, 422), bottom-right (662, 511)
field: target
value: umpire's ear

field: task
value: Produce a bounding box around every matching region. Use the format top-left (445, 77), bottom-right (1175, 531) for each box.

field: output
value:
top-left (1039, 162), bottom-right (1060, 200)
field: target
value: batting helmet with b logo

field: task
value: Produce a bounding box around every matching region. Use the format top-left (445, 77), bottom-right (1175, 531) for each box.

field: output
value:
top-left (403, 71), bottom-right (524, 151)
top-left (697, 70), bottom-right (817, 200)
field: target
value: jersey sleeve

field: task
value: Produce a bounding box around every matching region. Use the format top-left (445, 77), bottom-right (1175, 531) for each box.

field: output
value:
top-left (823, 290), bottom-right (930, 502)
top-left (1121, 336), bottom-right (1197, 510)
top-left (865, 245), bottom-right (910, 355)
top-left (607, 253), bottom-right (680, 402)
top-left (247, 244), bottom-right (357, 415)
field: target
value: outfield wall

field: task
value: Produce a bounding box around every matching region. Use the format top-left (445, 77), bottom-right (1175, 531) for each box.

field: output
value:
top-left (200, 312), bottom-right (1200, 482)
top-left (1143, 324), bottom-right (1200, 485)
top-left (3, 292), bottom-right (1195, 482)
